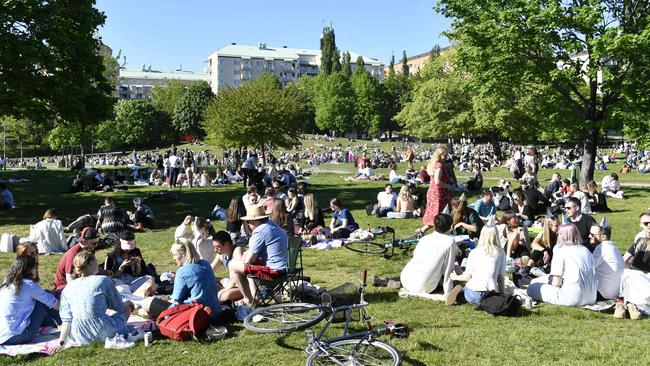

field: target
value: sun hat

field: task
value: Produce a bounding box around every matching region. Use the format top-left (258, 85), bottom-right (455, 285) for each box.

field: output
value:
top-left (240, 204), bottom-right (270, 221)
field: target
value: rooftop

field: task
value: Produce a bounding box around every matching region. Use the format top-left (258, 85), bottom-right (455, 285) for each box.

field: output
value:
top-left (120, 69), bottom-right (208, 81)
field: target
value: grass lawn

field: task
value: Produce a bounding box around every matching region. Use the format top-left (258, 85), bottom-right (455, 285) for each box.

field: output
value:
top-left (1, 140), bottom-right (649, 365)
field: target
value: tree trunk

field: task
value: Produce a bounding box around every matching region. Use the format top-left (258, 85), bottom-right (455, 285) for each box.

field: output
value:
top-left (78, 122), bottom-right (87, 169)
top-left (487, 133), bottom-right (502, 160)
top-left (260, 144), bottom-right (266, 166)
top-left (579, 127), bottom-right (598, 189)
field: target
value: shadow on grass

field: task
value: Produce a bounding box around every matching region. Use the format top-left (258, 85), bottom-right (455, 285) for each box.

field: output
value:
top-left (274, 334), bottom-right (305, 352)
top-left (364, 290), bottom-right (400, 304)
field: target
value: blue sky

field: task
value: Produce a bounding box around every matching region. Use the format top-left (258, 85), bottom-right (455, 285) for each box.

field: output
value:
top-left (96, 0), bottom-right (452, 73)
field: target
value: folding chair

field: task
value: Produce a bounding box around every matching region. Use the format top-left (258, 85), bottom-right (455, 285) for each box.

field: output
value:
top-left (248, 235), bottom-right (306, 306)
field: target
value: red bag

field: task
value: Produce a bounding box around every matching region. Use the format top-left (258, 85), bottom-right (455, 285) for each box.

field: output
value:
top-left (156, 302), bottom-right (212, 341)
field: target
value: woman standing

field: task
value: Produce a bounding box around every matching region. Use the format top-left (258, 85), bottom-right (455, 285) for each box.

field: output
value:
top-left (419, 147), bottom-right (454, 234)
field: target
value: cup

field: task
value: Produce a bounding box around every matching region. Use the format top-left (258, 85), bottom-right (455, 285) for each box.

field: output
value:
top-left (144, 332), bottom-right (153, 347)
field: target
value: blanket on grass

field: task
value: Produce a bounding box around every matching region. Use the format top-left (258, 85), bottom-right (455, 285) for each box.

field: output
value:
top-left (0, 315), bottom-right (152, 357)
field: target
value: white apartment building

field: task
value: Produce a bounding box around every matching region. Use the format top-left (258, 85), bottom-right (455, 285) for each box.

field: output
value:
top-left (206, 43), bottom-right (384, 93)
top-left (117, 66), bottom-right (208, 100)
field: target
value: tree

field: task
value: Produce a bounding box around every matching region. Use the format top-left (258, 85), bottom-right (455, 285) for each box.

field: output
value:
top-left (293, 76), bottom-right (321, 132)
top-left (332, 47), bottom-right (342, 73)
top-left (430, 44), bottom-right (442, 59)
top-left (172, 81), bottom-right (214, 136)
top-left (387, 55), bottom-right (396, 79)
top-left (319, 27), bottom-right (336, 74)
top-left (255, 71), bottom-right (281, 89)
top-left (103, 100), bottom-right (169, 148)
top-left (203, 77), bottom-right (304, 164)
top-left (437, 0), bottom-right (650, 187)
top-left (152, 80), bottom-right (187, 117)
top-left (355, 56), bottom-right (365, 72)
top-left (400, 51), bottom-right (409, 79)
top-left (314, 72), bottom-right (356, 134)
top-left (341, 51), bottom-right (352, 78)
top-left (351, 70), bottom-right (383, 137)
top-left (0, 0), bottom-right (114, 149)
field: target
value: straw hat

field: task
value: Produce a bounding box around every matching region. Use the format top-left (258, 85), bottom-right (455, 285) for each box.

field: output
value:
top-left (241, 204), bottom-right (270, 221)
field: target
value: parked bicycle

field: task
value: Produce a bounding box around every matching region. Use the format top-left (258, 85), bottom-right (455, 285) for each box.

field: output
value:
top-left (244, 270), bottom-right (408, 366)
top-left (345, 226), bottom-right (421, 258)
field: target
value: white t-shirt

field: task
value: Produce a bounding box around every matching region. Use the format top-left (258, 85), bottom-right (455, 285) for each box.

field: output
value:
top-left (592, 241), bottom-right (625, 299)
top-left (400, 232), bottom-right (456, 294)
top-left (465, 248), bottom-right (506, 292)
top-left (168, 155), bottom-right (181, 168)
top-left (545, 244), bottom-right (597, 306)
top-left (377, 191), bottom-right (397, 209)
top-left (571, 191), bottom-right (591, 214)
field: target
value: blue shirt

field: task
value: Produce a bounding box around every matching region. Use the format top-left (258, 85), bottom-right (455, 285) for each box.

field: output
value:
top-left (473, 199), bottom-right (496, 218)
top-left (171, 260), bottom-right (221, 318)
top-left (2, 189), bottom-right (14, 208)
top-left (0, 279), bottom-right (57, 344)
top-left (249, 220), bottom-right (288, 271)
top-left (333, 208), bottom-right (359, 232)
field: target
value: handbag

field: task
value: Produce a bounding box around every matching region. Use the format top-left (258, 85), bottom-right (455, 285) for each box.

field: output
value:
top-left (156, 302), bottom-right (212, 341)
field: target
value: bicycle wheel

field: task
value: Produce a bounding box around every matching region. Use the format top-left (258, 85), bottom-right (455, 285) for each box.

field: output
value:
top-left (345, 241), bottom-right (388, 255)
top-left (244, 303), bottom-right (327, 334)
top-left (306, 338), bottom-right (401, 366)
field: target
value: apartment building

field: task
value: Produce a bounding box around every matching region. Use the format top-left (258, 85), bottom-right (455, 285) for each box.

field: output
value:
top-left (117, 66), bottom-right (208, 100)
top-left (206, 43), bottom-right (384, 93)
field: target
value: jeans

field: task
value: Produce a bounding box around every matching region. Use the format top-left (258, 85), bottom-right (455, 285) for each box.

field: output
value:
top-left (2, 301), bottom-right (60, 345)
top-left (386, 212), bottom-right (413, 219)
top-left (462, 287), bottom-right (484, 305)
top-left (169, 167), bottom-right (180, 187)
top-left (376, 207), bottom-right (393, 217)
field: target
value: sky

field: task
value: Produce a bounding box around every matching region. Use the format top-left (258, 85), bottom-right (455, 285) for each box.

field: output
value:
top-left (95, 0), bottom-right (452, 73)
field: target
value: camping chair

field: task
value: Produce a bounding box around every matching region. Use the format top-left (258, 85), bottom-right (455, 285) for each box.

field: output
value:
top-left (248, 235), bottom-right (306, 306)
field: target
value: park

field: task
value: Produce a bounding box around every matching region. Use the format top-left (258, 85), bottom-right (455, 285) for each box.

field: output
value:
top-left (1, 1), bottom-right (650, 365)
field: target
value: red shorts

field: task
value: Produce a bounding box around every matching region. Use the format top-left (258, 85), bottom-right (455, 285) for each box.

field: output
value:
top-left (245, 264), bottom-right (281, 281)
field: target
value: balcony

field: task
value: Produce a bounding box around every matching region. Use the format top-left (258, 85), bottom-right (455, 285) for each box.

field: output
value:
top-left (241, 63), bottom-right (251, 70)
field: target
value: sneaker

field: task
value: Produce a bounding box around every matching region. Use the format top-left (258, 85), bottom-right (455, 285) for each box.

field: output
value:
top-left (373, 276), bottom-right (388, 287)
top-left (127, 329), bottom-right (145, 343)
top-left (530, 267), bottom-right (546, 278)
top-left (445, 285), bottom-right (463, 306)
top-left (387, 280), bottom-right (401, 289)
top-left (105, 334), bottom-right (135, 349)
top-left (627, 303), bottom-right (642, 320)
top-left (613, 302), bottom-right (626, 319)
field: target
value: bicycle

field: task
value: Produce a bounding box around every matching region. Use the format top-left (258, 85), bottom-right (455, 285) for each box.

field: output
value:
top-left (345, 226), bottom-right (421, 258)
top-left (244, 270), bottom-right (408, 366)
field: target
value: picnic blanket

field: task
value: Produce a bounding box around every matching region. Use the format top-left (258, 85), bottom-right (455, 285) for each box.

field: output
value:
top-left (308, 239), bottom-right (346, 251)
top-left (0, 315), bottom-right (153, 357)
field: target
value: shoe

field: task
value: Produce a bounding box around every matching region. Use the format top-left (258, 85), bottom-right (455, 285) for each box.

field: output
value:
top-left (445, 285), bottom-right (463, 306)
top-left (627, 303), bottom-right (642, 320)
top-left (613, 302), bottom-right (626, 319)
top-left (387, 280), bottom-right (401, 289)
top-left (205, 325), bottom-right (228, 341)
top-left (127, 329), bottom-right (145, 343)
top-left (373, 276), bottom-right (388, 287)
top-left (105, 334), bottom-right (135, 349)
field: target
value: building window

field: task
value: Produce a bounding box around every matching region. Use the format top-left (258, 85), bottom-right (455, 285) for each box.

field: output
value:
top-left (234, 60), bottom-right (240, 65)
top-left (234, 69), bottom-right (240, 75)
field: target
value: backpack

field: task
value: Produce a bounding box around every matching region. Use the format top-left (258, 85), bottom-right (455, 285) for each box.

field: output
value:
top-left (156, 302), bottom-right (212, 341)
top-left (475, 291), bottom-right (521, 316)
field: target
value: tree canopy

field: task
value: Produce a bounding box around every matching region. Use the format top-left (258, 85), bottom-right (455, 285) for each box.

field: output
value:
top-left (314, 72), bottom-right (356, 134)
top-left (172, 81), bottom-right (213, 136)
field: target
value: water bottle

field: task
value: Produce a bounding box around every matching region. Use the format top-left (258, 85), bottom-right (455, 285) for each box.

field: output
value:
top-left (505, 257), bottom-right (514, 274)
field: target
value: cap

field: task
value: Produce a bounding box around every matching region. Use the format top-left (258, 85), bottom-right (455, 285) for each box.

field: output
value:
top-left (80, 227), bottom-right (99, 241)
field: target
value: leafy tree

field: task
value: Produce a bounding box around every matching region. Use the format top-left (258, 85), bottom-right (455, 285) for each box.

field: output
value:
top-left (172, 81), bottom-right (214, 136)
top-left (351, 70), bottom-right (383, 137)
top-left (437, 0), bottom-right (650, 186)
top-left (341, 51), bottom-right (352, 78)
top-left (255, 71), bottom-right (282, 89)
top-left (292, 76), bottom-right (321, 132)
top-left (320, 27), bottom-right (336, 74)
top-left (387, 55), bottom-right (396, 79)
top-left (314, 72), bottom-right (356, 134)
top-left (203, 77), bottom-right (304, 164)
top-left (152, 80), bottom-right (187, 117)
top-left (332, 47), bottom-right (342, 73)
top-left (430, 44), bottom-right (442, 59)
top-left (0, 0), bottom-right (114, 148)
top-left (46, 123), bottom-right (81, 152)
top-left (400, 51), bottom-right (409, 79)
top-left (111, 100), bottom-right (169, 147)
top-left (355, 56), bottom-right (365, 72)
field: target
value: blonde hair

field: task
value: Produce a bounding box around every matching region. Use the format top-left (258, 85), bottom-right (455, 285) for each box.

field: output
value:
top-left (304, 193), bottom-right (318, 221)
top-left (426, 147), bottom-right (447, 174)
top-left (43, 208), bottom-right (56, 220)
top-left (477, 226), bottom-right (503, 256)
top-left (73, 250), bottom-right (97, 278)
top-left (171, 238), bottom-right (201, 265)
top-left (398, 185), bottom-right (409, 199)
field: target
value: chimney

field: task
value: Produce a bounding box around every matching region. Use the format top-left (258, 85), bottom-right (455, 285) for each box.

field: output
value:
top-left (283, 45), bottom-right (287, 48)
top-left (231, 42), bottom-right (236, 45)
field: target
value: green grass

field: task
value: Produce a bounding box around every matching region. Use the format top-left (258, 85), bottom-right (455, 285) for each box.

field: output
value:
top-left (1, 140), bottom-right (649, 366)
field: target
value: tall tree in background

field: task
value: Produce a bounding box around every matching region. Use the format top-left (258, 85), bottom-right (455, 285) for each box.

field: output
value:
top-left (437, 0), bottom-right (650, 187)
top-left (319, 26), bottom-right (336, 74)
top-left (314, 73), bottom-right (355, 134)
top-left (152, 80), bottom-right (187, 118)
top-left (172, 81), bottom-right (214, 137)
top-left (332, 47), bottom-right (342, 72)
top-left (387, 55), bottom-right (396, 79)
top-left (341, 51), bottom-right (352, 78)
top-left (1, 0), bottom-right (114, 149)
top-left (351, 68), bottom-right (383, 137)
top-left (400, 51), bottom-right (409, 78)
top-left (355, 56), bottom-right (365, 72)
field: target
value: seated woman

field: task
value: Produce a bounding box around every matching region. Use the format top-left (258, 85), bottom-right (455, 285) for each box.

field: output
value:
top-left (174, 216), bottom-right (215, 264)
top-left (418, 165), bottom-right (430, 184)
top-left (144, 239), bottom-right (220, 319)
top-left (0, 255), bottom-right (60, 345)
top-left (329, 198), bottom-right (359, 239)
top-left (497, 211), bottom-right (530, 259)
top-left (210, 231), bottom-right (245, 302)
top-left (388, 162), bottom-right (403, 184)
top-left (527, 217), bottom-right (558, 271)
top-left (212, 167), bottom-right (229, 185)
top-left (387, 185), bottom-right (416, 219)
top-left (199, 170), bottom-right (210, 187)
top-left (448, 225), bottom-right (506, 305)
top-left (270, 199), bottom-right (294, 234)
top-left (302, 193), bottom-right (325, 239)
top-left (585, 181), bottom-right (610, 212)
top-left (149, 169), bottom-right (163, 186)
top-left (15, 242), bottom-right (40, 283)
top-left (26, 208), bottom-right (67, 254)
top-left (58, 251), bottom-right (133, 345)
top-left (104, 230), bottom-right (152, 294)
top-left (527, 224), bottom-right (597, 307)
top-left (511, 190), bottom-right (533, 227)
top-left (286, 188), bottom-right (304, 227)
top-left (465, 164), bottom-right (483, 191)
top-left (226, 196), bottom-right (250, 244)
top-left (450, 195), bottom-right (483, 239)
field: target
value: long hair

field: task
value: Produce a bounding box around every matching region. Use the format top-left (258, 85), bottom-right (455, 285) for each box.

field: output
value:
top-left (304, 193), bottom-right (318, 221)
top-left (542, 217), bottom-right (558, 249)
top-left (171, 237), bottom-right (201, 265)
top-left (426, 147), bottom-right (447, 174)
top-left (556, 224), bottom-right (581, 247)
top-left (195, 217), bottom-right (216, 237)
top-left (451, 196), bottom-right (468, 226)
top-left (1, 255), bottom-right (37, 295)
top-left (43, 208), bottom-right (57, 220)
top-left (73, 250), bottom-right (97, 279)
top-left (477, 226), bottom-right (503, 257)
top-left (15, 242), bottom-right (39, 283)
top-left (270, 198), bottom-right (292, 233)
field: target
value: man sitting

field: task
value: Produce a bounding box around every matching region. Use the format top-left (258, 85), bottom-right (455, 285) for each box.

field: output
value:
top-left (52, 227), bottom-right (100, 296)
top-left (564, 197), bottom-right (597, 246)
top-left (128, 197), bottom-right (156, 230)
top-left (228, 204), bottom-right (288, 306)
top-left (601, 173), bottom-right (624, 199)
top-left (0, 183), bottom-right (14, 210)
top-left (96, 197), bottom-right (128, 234)
top-left (589, 222), bottom-right (624, 300)
top-left (400, 214), bottom-right (457, 299)
top-left (375, 184), bottom-right (397, 217)
top-left (473, 190), bottom-right (496, 222)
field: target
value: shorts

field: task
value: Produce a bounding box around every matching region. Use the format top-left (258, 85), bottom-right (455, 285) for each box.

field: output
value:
top-left (244, 264), bottom-right (282, 281)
